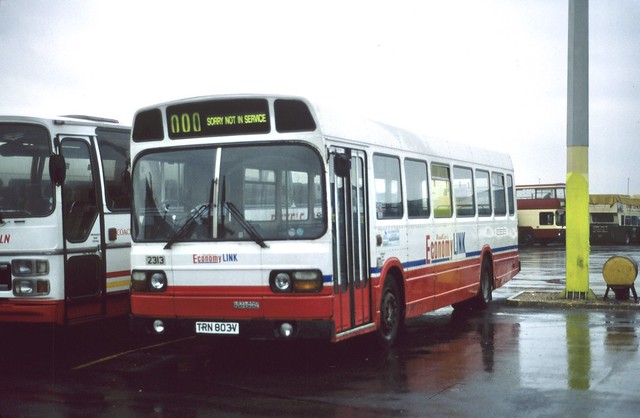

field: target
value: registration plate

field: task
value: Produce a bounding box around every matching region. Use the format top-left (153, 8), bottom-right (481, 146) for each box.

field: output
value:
top-left (195, 321), bottom-right (239, 335)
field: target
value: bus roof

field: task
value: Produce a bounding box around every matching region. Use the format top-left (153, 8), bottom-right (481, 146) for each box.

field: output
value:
top-left (0, 115), bottom-right (128, 129)
top-left (134, 93), bottom-right (514, 171)
top-left (590, 194), bottom-right (640, 206)
top-left (315, 106), bottom-right (513, 170)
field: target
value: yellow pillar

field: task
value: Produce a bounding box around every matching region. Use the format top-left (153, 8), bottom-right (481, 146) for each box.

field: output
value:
top-left (565, 147), bottom-right (591, 297)
top-left (565, 0), bottom-right (593, 299)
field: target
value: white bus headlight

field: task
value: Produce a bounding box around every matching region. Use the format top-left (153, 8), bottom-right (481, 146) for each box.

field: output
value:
top-left (12, 259), bottom-right (49, 276)
top-left (273, 272), bottom-right (292, 292)
top-left (13, 278), bottom-right (50, 296)
top-left (149, 272), bottom-right (167, 291)
top-left (131, 270), bottom-right (167, 292)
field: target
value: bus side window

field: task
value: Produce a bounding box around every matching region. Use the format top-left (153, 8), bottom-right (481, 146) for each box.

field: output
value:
top-left (476, 169), bottom-right (491, 217)
top-left (453, 166), bottom-right (475, 217)
top-left (405, 159), bottom-right (430, 218)
top-left (431, 164), bottom-right (452, 218)
top-left (507, 174), bottom-right (515, 216)
top-left (65, 184), bottom-right (97, 241)
top-left (61, 138), bottom-right (98, 242)
top-left (373, 154), bottom-right (403, 219)
top-left (492, 172), bottom-right (506, 216)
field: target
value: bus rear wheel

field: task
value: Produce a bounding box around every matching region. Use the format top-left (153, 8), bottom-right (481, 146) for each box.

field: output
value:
top-left (476, 261), bottom-right (493, 309)
top-left (523, 232), bottom-right (535, 245)
top-left (376, 278), bottom-right (403, 347)
top-left (453, 260), bottom-right (493, 311)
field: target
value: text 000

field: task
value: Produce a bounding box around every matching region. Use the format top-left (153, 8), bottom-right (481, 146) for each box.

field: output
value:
top-left (195, 321), bottom-right (239, 334)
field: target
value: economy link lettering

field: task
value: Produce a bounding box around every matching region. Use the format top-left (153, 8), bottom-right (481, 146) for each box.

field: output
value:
top-left (192, 253), bottom-right (238, 264)
top-left (426, 232), bottom-right (466, 264)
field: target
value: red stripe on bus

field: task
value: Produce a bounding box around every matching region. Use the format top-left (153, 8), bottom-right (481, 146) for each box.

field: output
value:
top-left (106, 270), bottom-right (130, 279)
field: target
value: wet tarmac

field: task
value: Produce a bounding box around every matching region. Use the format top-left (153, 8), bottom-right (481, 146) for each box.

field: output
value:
top-left (1, 245), bottom-right (640, 417)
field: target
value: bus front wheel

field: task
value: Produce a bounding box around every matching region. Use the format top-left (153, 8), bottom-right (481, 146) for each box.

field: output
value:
top-left (376, 278), bottom-right (403, 347)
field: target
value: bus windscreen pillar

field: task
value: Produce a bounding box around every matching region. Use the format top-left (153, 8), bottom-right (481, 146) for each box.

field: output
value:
top-left (565, 0), bottom-right (592, 299)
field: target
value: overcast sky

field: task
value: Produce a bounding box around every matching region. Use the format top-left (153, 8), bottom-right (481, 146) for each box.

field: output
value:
top-left (1, 0), bottom-right (639, 194)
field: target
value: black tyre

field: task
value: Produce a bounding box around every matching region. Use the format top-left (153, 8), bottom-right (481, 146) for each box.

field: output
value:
top-left (452, 260), bottom-right (493, 311)
top-left (475, 260), bottom-right (493, 310)
top-left (376, 278), bottom-right (402, 347)
top-left (523, 232), bottom-right (535, 246)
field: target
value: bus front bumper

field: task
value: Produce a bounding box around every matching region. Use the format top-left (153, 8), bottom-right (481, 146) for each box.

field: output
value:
top-left (129, 315), bottom-right (335, 341)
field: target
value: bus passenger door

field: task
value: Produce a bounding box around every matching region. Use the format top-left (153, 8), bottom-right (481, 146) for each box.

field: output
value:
top-left (331, 149), bottom-right (371, 332)
top-left (60, 137), bottom-right (104, 323)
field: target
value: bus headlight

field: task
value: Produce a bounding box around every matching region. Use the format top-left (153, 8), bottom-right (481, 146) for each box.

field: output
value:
top-left (131, 270), bottom-right (167, 292)
top-left (272, 272), bottom-right (292, 292)
top-left (270, 270), bottom-right (323, 293)
top-left (149, 272), bottom-right (167, 291)
top-left (13, 278), bottom-right (50, 296)
top-left (12, 259), bottom-right (49, 276)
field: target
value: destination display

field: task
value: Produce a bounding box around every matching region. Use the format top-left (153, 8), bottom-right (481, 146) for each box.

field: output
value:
top-left (166, 98), bottom-right (271, 139)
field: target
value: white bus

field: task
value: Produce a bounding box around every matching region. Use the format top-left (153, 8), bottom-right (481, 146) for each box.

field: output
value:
top-left (129, 95), bottom-right (519, 346)
top-left (0, 116), bottom-right (131, 325)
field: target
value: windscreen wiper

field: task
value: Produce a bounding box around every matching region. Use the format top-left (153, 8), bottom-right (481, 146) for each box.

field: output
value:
top-left (224, 201), bottom-right (268, 249)
top-left (164, 204), bottom-right (210, 250)
top-left (219, 176), bottom-right (267, 248)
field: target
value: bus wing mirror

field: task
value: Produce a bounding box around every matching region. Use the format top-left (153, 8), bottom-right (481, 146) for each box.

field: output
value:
top-left (334, 154), bottom-right (351, 178)
top-left (49, 154), bottom-right (66, 186)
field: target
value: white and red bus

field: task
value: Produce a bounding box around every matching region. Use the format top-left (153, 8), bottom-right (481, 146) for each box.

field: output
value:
top-left (0, 116), bottom-right (131, 325)
top-left (516, 183), bottom-right (566, 245)
top-left (129, 95), bottom-right (519, 346)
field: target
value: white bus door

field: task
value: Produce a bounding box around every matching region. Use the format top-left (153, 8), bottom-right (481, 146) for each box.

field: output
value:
top-left (60, 137), bottom-right (105, 322)
top-left (331, 149), bottom-right (371, 333)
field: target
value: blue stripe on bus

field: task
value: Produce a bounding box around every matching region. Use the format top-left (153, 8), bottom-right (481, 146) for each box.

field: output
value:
top-left (368, 245), bottom-right (518, 275)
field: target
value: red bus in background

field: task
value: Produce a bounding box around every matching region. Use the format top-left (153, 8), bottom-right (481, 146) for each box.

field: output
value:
top-left (516, 183), bottom-right (566, 245)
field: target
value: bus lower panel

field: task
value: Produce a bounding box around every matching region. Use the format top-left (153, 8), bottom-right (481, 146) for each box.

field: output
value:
top-left (129, 315), bottom-right (335, 341)
top-left (0, 300), bottom-right (64, 324)
top-left (590, 224), bottom-right (638, 244)
top-left (105, 291), bottom-right (131, 317)
top-left (518, 227), bottom-right (565, 244)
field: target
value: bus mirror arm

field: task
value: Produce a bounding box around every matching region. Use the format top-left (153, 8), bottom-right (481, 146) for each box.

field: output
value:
top-left (49, 154), bottom-right (66, 186)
